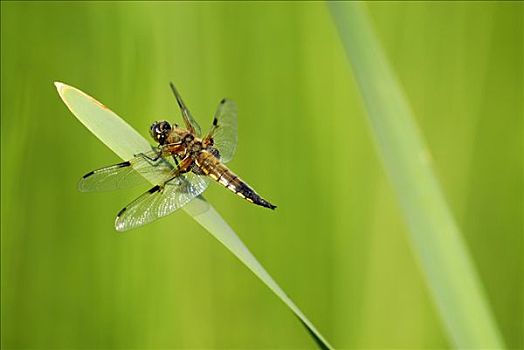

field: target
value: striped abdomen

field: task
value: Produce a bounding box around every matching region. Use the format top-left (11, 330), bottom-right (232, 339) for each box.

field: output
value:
top-left (195, 151), bottom-right (276, 210)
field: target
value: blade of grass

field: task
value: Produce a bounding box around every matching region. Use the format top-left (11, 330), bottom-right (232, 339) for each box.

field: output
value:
top-left (329, 3), bottom-right (504, 348)
top-left (54, 82), bottom-right (332, 350)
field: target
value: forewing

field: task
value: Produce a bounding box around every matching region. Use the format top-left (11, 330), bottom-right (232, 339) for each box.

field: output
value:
top-left (78, 149), bottom-right (175, 192)
top-left (170, 82), bottom-right (202, 137)
top-left (212, 99), bottom-right (237, 163)
top-left (115, 172), bottom-right (210, 232)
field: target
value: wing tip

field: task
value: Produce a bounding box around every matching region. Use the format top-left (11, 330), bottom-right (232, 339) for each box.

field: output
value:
top-left (77, 176), bottom-right (92, 192)
top-left (115, 208), bottom-right (127, 232)
top-left (169, 82), bottom-right (184, 107)
top-left (77, 170), bottom-right (98, 192)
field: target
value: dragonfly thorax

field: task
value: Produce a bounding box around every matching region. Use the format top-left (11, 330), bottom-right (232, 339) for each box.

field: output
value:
top-left (191, 139), bottom-right (201, 150)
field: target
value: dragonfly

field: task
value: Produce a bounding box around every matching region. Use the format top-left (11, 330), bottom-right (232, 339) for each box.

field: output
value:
top-left (79, 83), bottom-right (276, 232)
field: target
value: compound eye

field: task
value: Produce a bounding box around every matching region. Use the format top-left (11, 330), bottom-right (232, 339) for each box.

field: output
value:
top-left (150, 120), bottom-right (171, 144)
top-left (160, 121), bottom-right (171, 132)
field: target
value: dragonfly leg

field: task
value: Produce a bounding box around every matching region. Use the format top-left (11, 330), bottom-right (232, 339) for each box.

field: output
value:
top-left (175, 155), bottom-right (193, 174)
top-left (134, 151), bottom-right (163, 165)
top-left (156, 156), bottom-right (194, 193)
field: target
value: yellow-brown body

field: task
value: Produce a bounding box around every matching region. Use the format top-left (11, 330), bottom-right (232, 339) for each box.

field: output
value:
top-left (195, 150), bottom-right (276, 209)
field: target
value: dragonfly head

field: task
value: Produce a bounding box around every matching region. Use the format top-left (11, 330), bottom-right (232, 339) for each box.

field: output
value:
top-left (150, 120), bottom-right (172, 145)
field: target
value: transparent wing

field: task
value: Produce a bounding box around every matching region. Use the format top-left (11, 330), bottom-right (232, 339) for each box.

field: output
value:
top-left (169, 82), bottom-right (202, 137)
top-left (115, 172), bottom-right (210, 232)
top-left (78, 149), bottom-right (176, 192)
top-left (211, 99), bottom-right (237, 163)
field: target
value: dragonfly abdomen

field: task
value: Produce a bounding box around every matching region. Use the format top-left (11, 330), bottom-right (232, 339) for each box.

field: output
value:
top-left (196, 151), bottom-right (276, 210)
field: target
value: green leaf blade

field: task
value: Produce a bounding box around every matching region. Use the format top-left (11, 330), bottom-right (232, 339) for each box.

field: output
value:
top-left (329, 3), bottom-right (504, 349)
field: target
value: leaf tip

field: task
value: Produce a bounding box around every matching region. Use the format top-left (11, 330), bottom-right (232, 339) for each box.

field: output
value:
top-left (54, 82), bottom-right (73, 101)
top-left (54, 81), bottom-right (66, 92)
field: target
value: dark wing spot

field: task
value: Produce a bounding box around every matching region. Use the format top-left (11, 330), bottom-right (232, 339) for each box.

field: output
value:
top-left (213, 117), bottom-right (219, 127)
top-left (169, 82), bottom-right (184, 108)
top-left (220, 98), bottom-right (226, 104)
top-left (148, 185), bottom-right (161, 194)
top-left (82, 171), bottom-right (95, 179)
top-left (116, 207), bottom-right (127, 218)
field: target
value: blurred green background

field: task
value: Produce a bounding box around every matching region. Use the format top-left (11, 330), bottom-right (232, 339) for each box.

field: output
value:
top-left (1, 1), bottom-right (522, 349)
